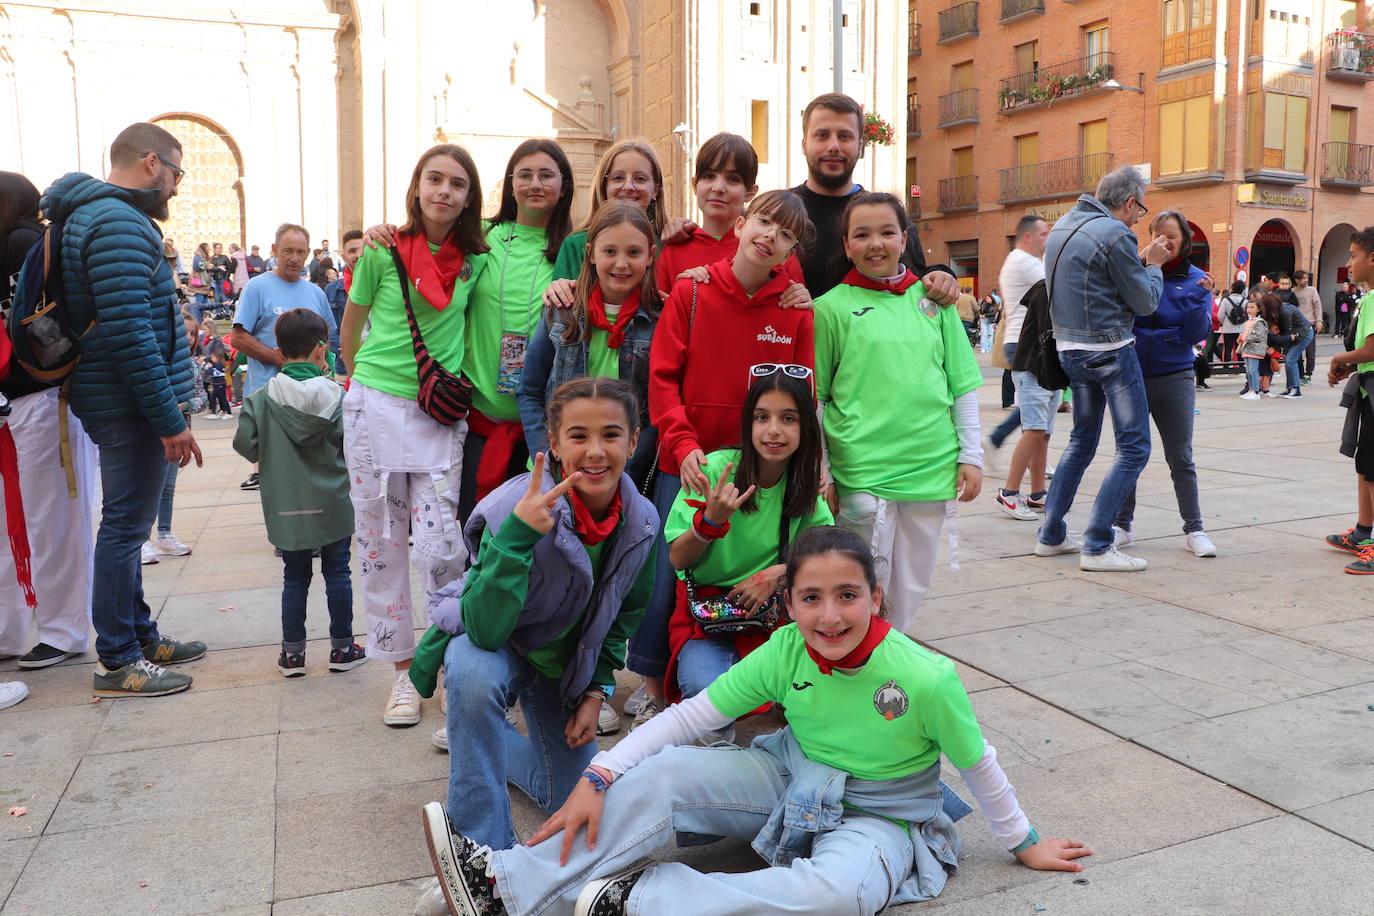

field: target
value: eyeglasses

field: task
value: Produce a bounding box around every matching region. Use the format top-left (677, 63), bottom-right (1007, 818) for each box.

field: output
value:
top-left (607, 172), bottom-right (655, 189)
top-left (511, 169), bottom-right (562, 187)
top-left (748, 363), bottom-right (813, 383)
top-left (152, 153), bottom-right (185, 184)
top-left (1130, 196), bottom-right (1149, 217)
top-left (747, 213), bottom-right (798, 248)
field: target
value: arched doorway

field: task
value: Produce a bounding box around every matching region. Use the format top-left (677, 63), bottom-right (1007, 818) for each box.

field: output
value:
top-left (1251, 219), bottom-right (1297, 282)
top-left (1319, 223), bottom-right (1356, 308)
top-left (1187, 221), bottom-right (1211, 273)
top-left (152, 114), bottom-right (245, 253)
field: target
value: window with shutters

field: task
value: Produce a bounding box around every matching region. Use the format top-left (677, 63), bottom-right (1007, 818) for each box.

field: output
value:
top-left (1162, 0), bottom-right (1214, 67)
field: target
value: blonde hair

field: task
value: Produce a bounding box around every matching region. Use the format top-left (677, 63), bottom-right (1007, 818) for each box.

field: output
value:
top-left (584, 140), bottom-right (668, 237)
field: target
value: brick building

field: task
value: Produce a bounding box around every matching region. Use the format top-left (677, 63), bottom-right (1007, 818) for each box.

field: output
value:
top-left (907, 0), bottom-right (1374, 308)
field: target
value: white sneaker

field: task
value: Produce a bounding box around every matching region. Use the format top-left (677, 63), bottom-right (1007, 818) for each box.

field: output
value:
top-left (1034, 536), bottom-right (1082, 557)
top-left (623, 683), bottom-right (648, 716)
top-left (995, 489), bottom-right (1038, 521)
top-left (1187, 531), bottom-right (1218, 557)
top-left (1240, 391), bottom-right (1261, 401)
top-left (630, 695), bottom-right (664, 730)
top-left (597, 699), bottom-right (621, 735)
top-left (1080, 547), bottom-right (1148, 572)
top-left (383, 672), bottom-right (422, 726)
top-left (155, 533), bottom-right (192, 556)
top-left (413, 877), bottom-right (447, 916)
top-left (0, 680), bottom-right (28, 710)
top-left (205, 411), bottom-right (222, 420)
top-left (140, 541), bottom-right (159, 565)
top-left (1045, 463), bottom-right (1056, 479)
top-left (431, 726), bottom-right (449, 751)
top-left (1112, 525), bottom-right (1133, 548)
top-left (982, 435), bottom-right (1002, 475)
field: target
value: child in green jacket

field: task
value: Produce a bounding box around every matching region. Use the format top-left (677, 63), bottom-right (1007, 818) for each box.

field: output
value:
top-left (232, 308), bottom-right (365, 676)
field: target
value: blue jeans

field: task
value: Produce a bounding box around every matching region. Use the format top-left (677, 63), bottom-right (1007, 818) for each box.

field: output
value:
top-left (675, 637), bottom-right (740, 699)
top-left (1113, 369), bottom-right (1202, 534)
top-left (280, 536), bottom-right (354, 653)
top-left (1038, 344), bottom-right (1152, 555)
top-left (979, 317), bottom-right (994, 352)
top-left (443, 636), bottom-right (597, 850)
top-left (627, 470), bottom-right (680, 677)
top-left (490, 744), bottom-right (914, 915)
top-left (82, 415), bottom-right (167, 666)
top-left (1245, 357), bottom-right (1261, 393)
top-left (156, 459), bottom-right (178, 535)
top-left (1284, 329), bottom-right (1314, 391)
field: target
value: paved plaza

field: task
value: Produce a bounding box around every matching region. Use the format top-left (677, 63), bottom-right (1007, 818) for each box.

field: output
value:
top-left (4, 339), bottom-right (1374, 914)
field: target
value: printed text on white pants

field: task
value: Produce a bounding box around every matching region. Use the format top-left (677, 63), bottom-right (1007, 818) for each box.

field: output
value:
top-left (836, 493), bottom-right (946, 634)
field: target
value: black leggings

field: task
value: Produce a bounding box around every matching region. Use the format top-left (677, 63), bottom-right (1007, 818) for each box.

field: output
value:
top-left (205, 380), bottom-right (231, 414)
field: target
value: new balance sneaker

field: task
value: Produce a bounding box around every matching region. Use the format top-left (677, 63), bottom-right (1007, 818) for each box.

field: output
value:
top-left (630, 694), bottom-right (664, 730)
top-left (154, 533), bottom-right (192, 556)
top-left (597, 699), bottom-right (621, 735)
top-left (574, 866), bottom-right (649, 916)
top-left (995, 489), bottom-right (1037, 521)
top-left (384, 671), bottom-right (422, 726)
top-left (1345, 546), bottom-right (1374, 575)
top-left (1186, 531), bottom-right (1218, 558)
top-left (1034, 537), bottom-right (1082, 557)
top-left (141, 635), bottom-right (207, 665)
top-left (240, 472), bottom-right (260, 490)
top-left (141, 541), bottom-right (159, 565)
top-left (1325, 527), bottom-right (1370, 554)
top-left (1112, 525), bottom-right (1134, 548)
top-left (0, 680), bottom-right (29, 710)
top-left (1025, 490), bottom-right (1048, 511)
top-left (93, 659), bottom-right (192, 697)
top-left (278, 651), bottom-right (306, 677)
top-left (328, 644), bottom-right (368, 672)
top-left (421, 802), bottom-right (506, 916)
top-left (18, 642), bottom-right (77, 669)
top-left (1080, 547), bottom-right (1148, 572)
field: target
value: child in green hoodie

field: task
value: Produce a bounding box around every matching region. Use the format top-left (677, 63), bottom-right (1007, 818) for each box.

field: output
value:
top-left (233, 308), bottom-right (366, 677)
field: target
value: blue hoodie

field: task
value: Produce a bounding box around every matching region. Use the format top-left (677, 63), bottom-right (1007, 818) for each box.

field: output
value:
top-left (42, 172), bottom-right (194, 436)
top-left (1132, 260), bottom-right (1213, 378)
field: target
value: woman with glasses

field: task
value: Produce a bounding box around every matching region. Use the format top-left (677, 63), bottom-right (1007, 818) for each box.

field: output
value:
top-left (627, 190), bottom-right (817, 730)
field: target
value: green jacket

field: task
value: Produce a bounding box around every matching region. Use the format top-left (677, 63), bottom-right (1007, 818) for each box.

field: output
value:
top-left (232, 370), bottom-right (353, 550)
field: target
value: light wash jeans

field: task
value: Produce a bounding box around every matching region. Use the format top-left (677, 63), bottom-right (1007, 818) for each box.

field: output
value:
top-left (490, 744), bottom-right (916, 916)
top-left (979, 317), bottom-right (994, 352)
top-left (443, 635), bottom-right (597, 850)
top-left (675, 637), bottom-right (740, 699)
top-left (1037, 344), bottom-right (1152, 556)
top-left (1244, 356), bottom-right (1262, 394)
top-left (1114, 369), bottom-right (1202, 534)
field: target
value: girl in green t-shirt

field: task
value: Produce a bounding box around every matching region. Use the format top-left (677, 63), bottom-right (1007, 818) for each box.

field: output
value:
top-left (814, 192), bottom-right (984, 635)
top-left (459, 139), bottom-right (576, 521)
top-left (419, 525), bottom-right (1092, 915)
top-left (660, 370), bottom-right (831, 738)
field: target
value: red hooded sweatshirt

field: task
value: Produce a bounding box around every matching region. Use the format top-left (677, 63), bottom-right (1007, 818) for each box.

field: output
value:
top-left (648, 258), bottom-right (815, 475)
top-left (655, 226), bottom-right (804, 294)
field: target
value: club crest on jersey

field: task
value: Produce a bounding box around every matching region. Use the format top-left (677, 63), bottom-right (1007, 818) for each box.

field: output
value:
top-left (873, 680), bottom-right (909, 721)
top-left (757, 325), bottom-right (793, 344)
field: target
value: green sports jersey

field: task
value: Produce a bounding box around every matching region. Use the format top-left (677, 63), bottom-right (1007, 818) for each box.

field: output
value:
top-left (347, 242), bottom-right (486, 400)
top-left (665, 449), bottom-right (833, 587)
top-left (585, 301), bottom-right (622, 380)
top-left (1358, 291), bottom-right (1374, 377)
top-left (814, 282), bottom-right (983, 501)
top-left (463, 222), bottom-right (552, 420)
top-left (707, 624), bottom-right (986, 779)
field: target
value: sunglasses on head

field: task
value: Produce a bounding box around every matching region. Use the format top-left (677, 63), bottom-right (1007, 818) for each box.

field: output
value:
top-left (748, 363), bottom-right (813, 384)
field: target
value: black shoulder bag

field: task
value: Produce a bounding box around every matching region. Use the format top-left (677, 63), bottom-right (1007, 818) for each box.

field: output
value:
top-left (390, 248), bottom-right (474, 425)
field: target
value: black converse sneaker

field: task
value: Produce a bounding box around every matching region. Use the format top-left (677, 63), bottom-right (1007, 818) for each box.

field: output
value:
top-left (421, 802), bottom-right (505, 915)
top-left (574, 866), bottom-right (648, 916)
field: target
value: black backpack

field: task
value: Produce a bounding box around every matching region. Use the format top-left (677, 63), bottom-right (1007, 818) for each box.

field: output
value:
top-left (1224, 294), bottom-right (1247, 326)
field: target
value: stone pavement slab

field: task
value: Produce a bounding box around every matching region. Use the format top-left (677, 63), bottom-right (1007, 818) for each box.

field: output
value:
top-left (1299, 789), bottom-right (1374, 850)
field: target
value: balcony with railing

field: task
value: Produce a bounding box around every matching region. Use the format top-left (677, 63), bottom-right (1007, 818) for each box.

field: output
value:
top-left (909, 19), bottom-right (921, 55)
top-left (998, 52), bottom-right (1115, 112)
top-left (1327, 31), bottom-right (1374, 81)
top-left (937, 88), bottom-right (979, 128)
top-left (938, 2), bottom-right (978, 43)
top-left (999, 152), bottom-right (1115, 204)
top-left (1322, 141), bottom-right (1374, 188)
top-left (938, 175), bottom-right (978, 212)
top-left (1000, 0), bottom-right (1044, 24)
top-left (907, 95), bottom-right (922, 137)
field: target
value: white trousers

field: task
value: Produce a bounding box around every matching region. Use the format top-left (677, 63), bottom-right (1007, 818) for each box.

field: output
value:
top-left (0, 389), bottom-right (98, 655)
top-left (343, 383), bottom-right (467, 663)
top-left (835, 493), bottom-right (947, 635)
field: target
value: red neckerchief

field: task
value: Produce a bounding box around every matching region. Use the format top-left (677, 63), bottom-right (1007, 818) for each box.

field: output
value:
top-left (397, 231), bottom-right (465, 311)
top-left (840, 267), bottom-right (919, 295)
top-left (586, 285), bottom-right (642, 350)
top-left (566, 486), bottom-right (623, 545)
top-left (343, 263), bottom-right (354, 293)
top-left (806, 616), bottom-right (892, 675)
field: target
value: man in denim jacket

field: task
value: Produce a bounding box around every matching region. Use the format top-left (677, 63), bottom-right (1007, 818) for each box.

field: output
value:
top-left (1034, 166), bottom-right (1171, 571)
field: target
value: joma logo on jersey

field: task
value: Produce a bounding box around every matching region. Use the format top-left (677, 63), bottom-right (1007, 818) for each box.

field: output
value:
top-left (757, 325), bottom-right (793, 344)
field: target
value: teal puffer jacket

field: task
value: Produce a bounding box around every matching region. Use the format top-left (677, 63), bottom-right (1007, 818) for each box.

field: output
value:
top-left (41, 172), bottom-right (193, 437)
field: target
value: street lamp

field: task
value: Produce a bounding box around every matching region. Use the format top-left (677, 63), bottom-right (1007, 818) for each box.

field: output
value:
top-left (672, 123), bottom-right (693, 153)
top-left (1103, 73), bottom-right (1146, 94)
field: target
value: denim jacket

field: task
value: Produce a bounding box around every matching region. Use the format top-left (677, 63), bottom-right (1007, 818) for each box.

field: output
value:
top-left (516, 308), bottom-right (655, 458)
top-left (1044, 195), bottom-right (1163, 346)
top-left (749, 728), bottom-right (973, 905)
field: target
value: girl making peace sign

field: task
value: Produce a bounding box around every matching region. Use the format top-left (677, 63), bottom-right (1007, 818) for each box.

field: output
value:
top-left (408, 377), bottom-right (659, 853)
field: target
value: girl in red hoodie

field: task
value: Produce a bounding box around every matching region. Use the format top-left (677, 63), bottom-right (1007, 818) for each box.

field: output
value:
top-left (623, 190), bottom-right (816, 728)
